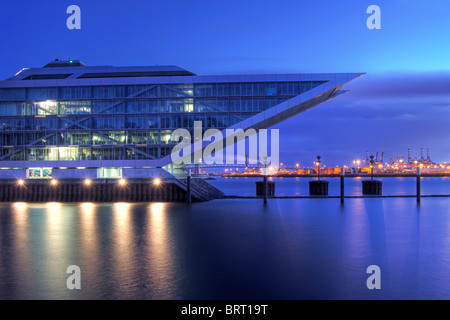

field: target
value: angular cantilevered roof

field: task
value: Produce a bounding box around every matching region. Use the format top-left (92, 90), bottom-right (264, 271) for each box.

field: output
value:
top-left (158, 72), bottom-right (364, 167)
top-left (0, 60), bottom-right (363, 169)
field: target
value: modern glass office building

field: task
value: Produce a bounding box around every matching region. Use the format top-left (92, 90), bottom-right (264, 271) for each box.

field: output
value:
top-left (0, 60), bottom-right (363, 180)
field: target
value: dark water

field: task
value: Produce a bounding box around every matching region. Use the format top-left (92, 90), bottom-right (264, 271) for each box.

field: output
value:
top-left (209, 176), bottom-right (450, 196)
top-left (0, 179), bottom-right (449, 299)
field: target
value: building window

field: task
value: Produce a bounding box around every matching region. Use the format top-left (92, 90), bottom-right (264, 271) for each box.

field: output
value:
top-left (97, 167), bottom-right (122, 178)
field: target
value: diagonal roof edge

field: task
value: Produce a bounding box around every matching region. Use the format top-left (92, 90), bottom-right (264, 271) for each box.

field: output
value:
top-left (157, 73), bottom-right (364, 167)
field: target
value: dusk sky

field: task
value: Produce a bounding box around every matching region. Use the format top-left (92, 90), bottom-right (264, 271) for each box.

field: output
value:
top-left (1, 0), bottom-right (449, 166)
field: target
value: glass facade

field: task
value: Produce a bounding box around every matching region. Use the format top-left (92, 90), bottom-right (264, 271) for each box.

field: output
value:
top-left (0, 81), bottom-right (326, 161)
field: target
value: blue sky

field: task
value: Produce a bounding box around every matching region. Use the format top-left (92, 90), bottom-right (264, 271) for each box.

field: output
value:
top-left (1, 0), bottom-right (449, 166)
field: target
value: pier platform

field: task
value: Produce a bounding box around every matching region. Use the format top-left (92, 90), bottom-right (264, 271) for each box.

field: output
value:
top-left (0, 178), bottom-right (224, 203)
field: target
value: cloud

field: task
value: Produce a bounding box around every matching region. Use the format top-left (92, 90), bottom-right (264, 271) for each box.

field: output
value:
top-left (345, 71), bottom-right (450, 99)
top-left (275, 70), bottom-right (450, 165)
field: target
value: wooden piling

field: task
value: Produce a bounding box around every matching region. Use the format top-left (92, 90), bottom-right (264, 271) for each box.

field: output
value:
top-left (187, 170), bottom-right (192, 203)
top-left (417, 167), bottom-right (421, 203)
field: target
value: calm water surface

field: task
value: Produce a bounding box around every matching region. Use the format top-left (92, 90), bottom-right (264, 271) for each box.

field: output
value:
top-left (0, 178), bottom-right (449, 299)
top-left (209, 176), bottom-right (450, 196)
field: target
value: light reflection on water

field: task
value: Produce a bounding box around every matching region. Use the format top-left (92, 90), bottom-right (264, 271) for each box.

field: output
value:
top-left (147, 202), bottom-right (179, 299)
top-left (0, 198), bottom-right (449, 300)
top-left (79, 202), bottom-right (100, 298)
top-left (112, 202), bottom-right (134, 290)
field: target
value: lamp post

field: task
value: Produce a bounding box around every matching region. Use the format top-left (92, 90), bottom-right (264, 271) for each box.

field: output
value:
top-left (316, 155), bottom-right (321, 181)
top-left (309, 155), bottom-right (329, 196)
top-left (262, 156), bottom-right (269, 204)
top-left (370, 155), bottom-right (375, 180)
top-left (362, 155), bottom-right (382, 195)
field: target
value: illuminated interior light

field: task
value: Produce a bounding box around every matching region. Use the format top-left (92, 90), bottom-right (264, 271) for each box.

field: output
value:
top-left (153, 178), bottom-right (161, 186)
top-left (84, 179), bottom-right (92, 186)
top-left (18, 179), bottom-right (24, 186)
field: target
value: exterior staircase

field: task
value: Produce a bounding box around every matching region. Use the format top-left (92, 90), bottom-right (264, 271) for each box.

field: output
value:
top-left (176, 177), bottom-right (224, 201)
